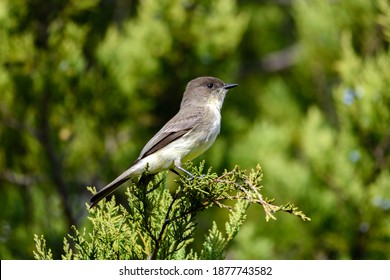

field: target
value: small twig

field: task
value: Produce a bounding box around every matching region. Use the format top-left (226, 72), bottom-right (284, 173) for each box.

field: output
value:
top-left (245, 179), bottom-right (279, 221)
top-left (238, 184), bottom-right (252, 201)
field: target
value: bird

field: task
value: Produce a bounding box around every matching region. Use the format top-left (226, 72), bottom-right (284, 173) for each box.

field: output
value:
top-left (90, 76), bottom-right (238, 208)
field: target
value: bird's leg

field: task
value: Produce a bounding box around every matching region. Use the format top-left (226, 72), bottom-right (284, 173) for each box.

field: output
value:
top-left (173, 159), bottom-right (195, 179)
top-left (176, 166), bottom-right (195, 178)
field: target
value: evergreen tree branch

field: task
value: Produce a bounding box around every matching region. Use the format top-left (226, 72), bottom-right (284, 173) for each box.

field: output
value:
top-left (34, 163), bottom-right (310, 260)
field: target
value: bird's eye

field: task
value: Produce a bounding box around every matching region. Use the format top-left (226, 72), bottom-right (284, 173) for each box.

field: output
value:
top-left (206, 83), bottom-right (214, 89)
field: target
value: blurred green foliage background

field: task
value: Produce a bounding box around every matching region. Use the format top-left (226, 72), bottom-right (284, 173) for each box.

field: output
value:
top-left (1, 0), bottom-right (390, 259)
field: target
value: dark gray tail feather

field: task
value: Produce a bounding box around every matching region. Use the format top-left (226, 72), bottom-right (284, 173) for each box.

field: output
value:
top-left (89, 177), bottom-right (130, 208)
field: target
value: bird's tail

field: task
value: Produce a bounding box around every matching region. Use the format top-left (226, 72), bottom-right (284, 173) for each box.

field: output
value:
top-left (89, 168), bottom-right (134, 208)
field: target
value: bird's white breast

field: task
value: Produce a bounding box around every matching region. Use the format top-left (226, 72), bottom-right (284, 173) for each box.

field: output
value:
top-left (130, 103), bottom-right (222, 175)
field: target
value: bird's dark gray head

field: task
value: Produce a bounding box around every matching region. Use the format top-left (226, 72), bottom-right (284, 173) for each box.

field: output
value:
top-left (181, 76), bottom-right (238, 108)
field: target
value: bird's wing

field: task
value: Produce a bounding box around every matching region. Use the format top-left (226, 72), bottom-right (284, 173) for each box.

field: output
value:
top-left (137, 107), bottom-right (204, 160)
top-left (90, 107), bottom-right (203, 208)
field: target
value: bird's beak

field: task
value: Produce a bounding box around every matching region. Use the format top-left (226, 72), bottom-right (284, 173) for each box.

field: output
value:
top-left (223, 83), bottom-right (238, 89)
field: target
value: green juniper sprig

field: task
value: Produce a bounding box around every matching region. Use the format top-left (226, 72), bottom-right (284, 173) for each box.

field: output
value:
top-left (34, 163), bottom-right (309, 260)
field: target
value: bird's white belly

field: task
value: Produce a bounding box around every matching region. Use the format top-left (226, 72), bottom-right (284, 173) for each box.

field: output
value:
top-left (131, 105), bottom-right (221, 175)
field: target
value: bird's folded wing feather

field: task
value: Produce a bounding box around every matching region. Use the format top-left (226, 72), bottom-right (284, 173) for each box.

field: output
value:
top-left (137, 108), bottom-right (204, 160)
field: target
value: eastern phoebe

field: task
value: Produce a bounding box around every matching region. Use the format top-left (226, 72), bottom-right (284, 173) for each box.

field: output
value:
top-left (90, 76), bottom-right (238, 207)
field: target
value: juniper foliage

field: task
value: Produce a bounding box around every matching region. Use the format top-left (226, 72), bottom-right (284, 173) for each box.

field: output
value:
top-left (34, 163), bottom-right (309, 260)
